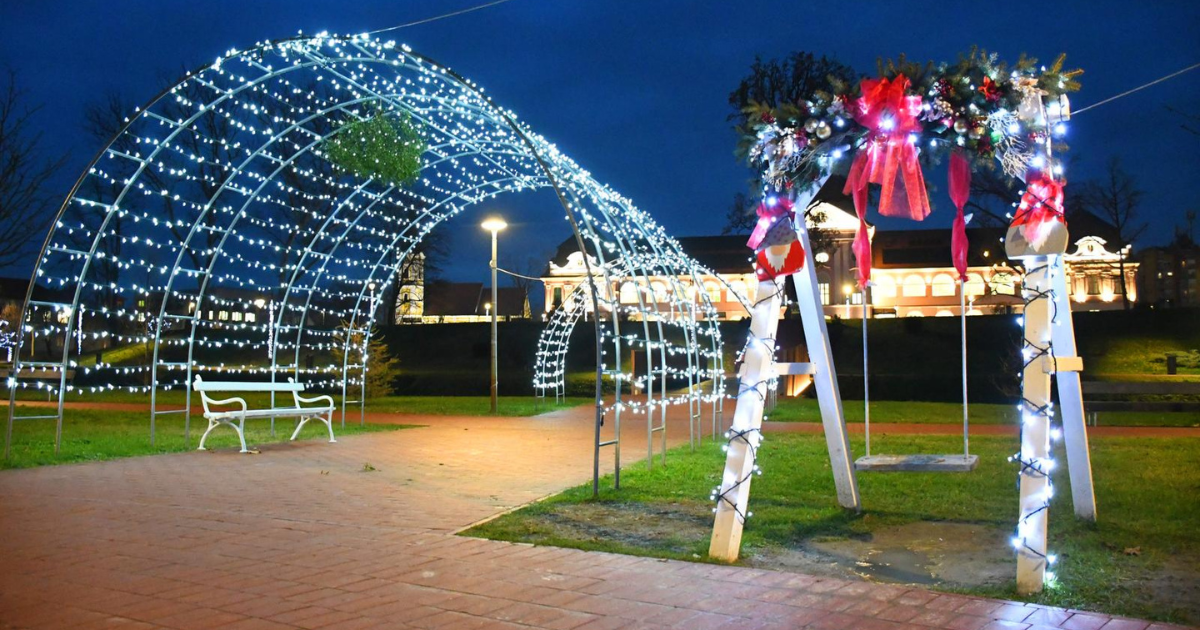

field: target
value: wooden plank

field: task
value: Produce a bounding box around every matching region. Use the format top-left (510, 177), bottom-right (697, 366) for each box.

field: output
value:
top-left (709, 277), bottom-right (785, 562)
top-left (1050, 259), bottom-right (1096, 523)
top-left (855, 454), bottom-right (978, 472)
top-left (1044, 356), bottom-right (1083, 373)
top-left (790, 213), bottom-right (860, 511)
top-left (1016, 259), bottom-right (1052, 595)
top-left (773, 362), bottom-right (815, 376)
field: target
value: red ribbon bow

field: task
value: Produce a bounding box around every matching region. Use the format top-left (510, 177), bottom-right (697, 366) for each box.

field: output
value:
top-left (843, 74), bottom-right (931, 287)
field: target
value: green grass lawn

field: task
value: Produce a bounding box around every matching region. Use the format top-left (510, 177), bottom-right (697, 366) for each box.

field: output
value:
top-left (766, 398), bottom-right (1200, 427)
top-left (466, 433), bottom-right (1200, 624)
top-left (2, 406), bottom-right (417, 470)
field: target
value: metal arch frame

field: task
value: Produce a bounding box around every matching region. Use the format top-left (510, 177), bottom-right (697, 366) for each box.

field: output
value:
top-left (5, 35), bottom-right (723, 475)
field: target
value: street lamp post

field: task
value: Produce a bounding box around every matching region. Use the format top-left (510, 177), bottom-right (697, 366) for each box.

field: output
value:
top-left (481, 217), bottom-right (507, 414)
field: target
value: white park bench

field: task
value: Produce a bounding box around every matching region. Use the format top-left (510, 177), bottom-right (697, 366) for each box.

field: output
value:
top-left (194, 376), bottom-right (336, 453)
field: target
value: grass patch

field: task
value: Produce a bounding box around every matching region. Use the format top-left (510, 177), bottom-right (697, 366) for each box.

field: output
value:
top-left (766, 398), bottom-right (1200, 428)
top-left (2, 406), bottom-right (416, 470)
top-left (466, 434), bottom-right (1200, 624)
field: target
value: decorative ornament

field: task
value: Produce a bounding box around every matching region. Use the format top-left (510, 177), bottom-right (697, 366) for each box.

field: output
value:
top-left (948, 151), bottom-right (972, 281)
top-left (804, 118), bottom-right (819, 133)
top-left (746, 196), bottom-right (795, 251)
top-left (978, 76), bottom-right (1003, 103)
top-left (815, 121), bottom-right (832, 140)
top-left (969, 125), bottom-right (984, 140)
top-left (953, 118), bottom-right (970, 135)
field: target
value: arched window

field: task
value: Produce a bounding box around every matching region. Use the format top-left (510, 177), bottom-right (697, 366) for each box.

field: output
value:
top-left (991, 272), bottom-right (1017, 295)
top-left (872, 275), bottom-right (897, 299)
top-left (620, 282), bottom-right (638, 304)
top-left (966, 308), bottom-right (983, 316)
top-left (906, 310), bottom-right (924, 317)
top-left (728, 281), bottom-right (748, 303)
top-left (902, 275), bottom-right (927, 298)
top-left (964, 273), bottom-right (986, 296)
top-left (704, 282), bottom-right (722, 303)
top-left (931, 273), bottom-right (957, 297)
top-left (651, 281), bottom-right (668, 302)
top-left (935, 309), bottom-right (955, 317)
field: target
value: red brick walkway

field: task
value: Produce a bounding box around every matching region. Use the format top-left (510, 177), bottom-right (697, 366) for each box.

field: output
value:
top-left (0, 406), bottom-right (1189, 630)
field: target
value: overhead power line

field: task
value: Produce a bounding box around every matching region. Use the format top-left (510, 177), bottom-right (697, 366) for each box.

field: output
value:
top-left (368, 0), bottom-right (518, 35)
top-left (1074, 61), bottom-right (1200, 115)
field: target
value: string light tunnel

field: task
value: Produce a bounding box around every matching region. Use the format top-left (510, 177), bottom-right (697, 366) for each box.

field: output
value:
top-left (3, 33), bottom-right (726, 473)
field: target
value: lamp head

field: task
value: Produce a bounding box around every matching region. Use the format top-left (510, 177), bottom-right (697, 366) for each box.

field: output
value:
top-left (481, 217), bottom-right (507, 233)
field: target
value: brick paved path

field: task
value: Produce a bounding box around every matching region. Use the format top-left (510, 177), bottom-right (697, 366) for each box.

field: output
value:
top-left (0, 405), bottom-right (1189, 629)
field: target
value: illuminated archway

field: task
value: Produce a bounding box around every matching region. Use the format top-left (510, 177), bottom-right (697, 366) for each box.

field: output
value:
top-left (4, 34), bottom-right (723, 469)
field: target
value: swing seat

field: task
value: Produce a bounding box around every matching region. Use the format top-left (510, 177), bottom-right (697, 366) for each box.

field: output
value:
top-left (854, 453), bottom-right (979, 472)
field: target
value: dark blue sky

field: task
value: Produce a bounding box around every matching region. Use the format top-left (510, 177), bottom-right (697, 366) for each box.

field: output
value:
top-left (2, 0), bottom-right (1198, 294)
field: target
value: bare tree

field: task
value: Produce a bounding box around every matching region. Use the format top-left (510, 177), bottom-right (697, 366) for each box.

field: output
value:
top-left (0, 69), bottom-right (67, 268)
top-left (1082, 158), bottom-right (1146, 309)
top-left (728, 52), bottom-right (858, 126)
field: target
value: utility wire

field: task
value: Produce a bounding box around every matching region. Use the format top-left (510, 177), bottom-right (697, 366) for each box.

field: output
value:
top-left (1074, 61), bottom-right (1200, 115)
top-left (495, 266), bottom-right (543, 282)
top-left (368, 0), bottom-right (518, 35)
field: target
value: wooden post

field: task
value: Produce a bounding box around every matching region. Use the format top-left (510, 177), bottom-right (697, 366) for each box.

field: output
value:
top-left (1016, 258), bottom-right (1053, 594)
top-left (708, 277), bottom-right (784, 561)
top-left (791, 215), bottom-right (861, 510)
top-left (1049, 257), bottom-right (1097, 521)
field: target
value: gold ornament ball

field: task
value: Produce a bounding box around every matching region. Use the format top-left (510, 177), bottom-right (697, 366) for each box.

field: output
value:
top-left (953, 118), bottom-right (969, 135)
top-left (815, 121), bottom-right (832, 140)
top-left (969, 125), bottom-right (985, 140)
top-left (804, 118), bottom-right (819, 133)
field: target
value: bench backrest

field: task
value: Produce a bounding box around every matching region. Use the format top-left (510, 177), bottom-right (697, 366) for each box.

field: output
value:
top-left (193, 376), bottom-right (304, 393)
top-left (1082, 381), bottom-right (1200, 395)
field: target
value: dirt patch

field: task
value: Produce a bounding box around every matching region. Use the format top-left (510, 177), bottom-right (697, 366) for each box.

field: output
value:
top-left (541, 502), bottom-right (712, 555)
top-left (748, 522), bottom-right (1011, 588)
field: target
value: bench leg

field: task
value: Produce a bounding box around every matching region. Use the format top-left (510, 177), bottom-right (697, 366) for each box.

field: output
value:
top-left (289, 411), bottom-right (337, 443)
top-left (235, 415), bottom-right (248, 453)
top-left (198, 418), bottom-right (222, 451)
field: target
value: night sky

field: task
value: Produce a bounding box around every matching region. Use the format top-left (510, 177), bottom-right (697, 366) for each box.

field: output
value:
top-left (2, 1), bottom-right (1198, 305)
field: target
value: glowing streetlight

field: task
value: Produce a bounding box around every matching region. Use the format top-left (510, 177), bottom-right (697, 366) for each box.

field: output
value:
top-left (481, 217), bottom-right (507, 413)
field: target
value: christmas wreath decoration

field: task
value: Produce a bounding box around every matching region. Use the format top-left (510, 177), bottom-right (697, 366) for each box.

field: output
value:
top-left (738, 48), bottom-right (1081, 285)
top-left (323, 107), bottom-right (426, 187)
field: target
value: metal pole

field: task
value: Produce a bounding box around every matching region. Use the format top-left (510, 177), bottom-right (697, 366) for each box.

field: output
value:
top-left (490, 231), bottom-right (499, 415)
top-left (862, 285), bottom-right (870, 457)
top-left (961, 285), bottom-right (969, 456)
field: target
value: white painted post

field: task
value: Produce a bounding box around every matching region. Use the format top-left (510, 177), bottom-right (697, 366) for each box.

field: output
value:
top-left (1050, 257), bottom-right (1096, 521)
top-left (791, 215), bottom-right (861, 511)
top-left (1016, 258), bottom-right (1053, 594)
top-left (709, 277), bottom-right (784, 562)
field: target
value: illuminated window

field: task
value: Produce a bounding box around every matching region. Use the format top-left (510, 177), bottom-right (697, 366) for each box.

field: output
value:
top-left (902, 275), bottom-right (927, 297)
top-left (906, 310), bottom-right (924, 317)
top-left (705, 282), bottom-right (722, 303)
top-left (819, 282), bottom-right (830, 305)
top-left (935, 309), bottom-right (954, 317)
top-left (991, 273), bottom-right (1017, 295)
top-left (219, 311), bottom-right (229, 321)
top-left (232, 312), bottom-right (243, 322)
top-left (651, 281), bottom-right (668, 301)
top-left (873, 275), bottom-right (896, 299)
top-left (964, 273), bottom-right (986, 296)
top-left (246, 313), bottom-right (256, 323)
top-left (620, 283), bottom-right (638, 304)
top-left (728, 281), bottom-right (748, 303)
top-left (931, 274), bottom-right (957, 297)
top-left (1087, 275), bottom-right (1100, 294)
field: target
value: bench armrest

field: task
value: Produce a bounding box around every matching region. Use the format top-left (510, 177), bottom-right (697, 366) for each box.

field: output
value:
top-left (294, 393), bottom-right (334, 408)
top-left (205, 396), bottom-right (248, 414)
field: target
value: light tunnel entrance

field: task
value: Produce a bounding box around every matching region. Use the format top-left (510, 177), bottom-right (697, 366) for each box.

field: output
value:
top-left (5, 33), bottom-right (727, 475)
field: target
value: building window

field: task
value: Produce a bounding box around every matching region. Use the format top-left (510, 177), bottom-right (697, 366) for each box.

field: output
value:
top-left (552, 287), bottom-right (563, 307)
top-left (902, 275), bottom-right (927, 298)
top-left (819, 282), bottom-right (831, 305)
top-left (232, 312), bottom-right (243, 322)
top-left (991, 273), bottom-right (1017, 295)
top-left (935, 309), bottom-right (955, 317)
top-left (931, 274), bottom-right (957, 297)
top-left (906, 310), bottom-right (924, 317)
top-left (246, 313), bottom-right (256, 323)
top-left (705, 282), bottom-right (722, 303)
top-left (964, 273), bottom-right (986, 296)
top-left (218, 311), bottom-right (229, 321)
top-left (873, 275), bottom-right (896, 299)
top-left (619, 283), bottom-right (638, 304)
top-left (850, 292), bottom-right (863, 305)
top-left (651, 281), bottom-right (668, 301)
top-left (1087, 275), bottom-right (1100, 295)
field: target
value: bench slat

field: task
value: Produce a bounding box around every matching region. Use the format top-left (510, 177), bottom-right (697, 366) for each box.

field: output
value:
top-left (195, 381), bottom-right (304, 392)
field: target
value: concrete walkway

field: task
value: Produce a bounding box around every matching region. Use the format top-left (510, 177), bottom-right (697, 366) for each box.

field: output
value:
top-left (0, 405), bottom-right (1189, 630)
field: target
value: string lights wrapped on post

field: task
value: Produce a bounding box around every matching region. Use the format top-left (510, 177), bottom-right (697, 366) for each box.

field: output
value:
top-left (719, 48), bottom-right (1094, 592)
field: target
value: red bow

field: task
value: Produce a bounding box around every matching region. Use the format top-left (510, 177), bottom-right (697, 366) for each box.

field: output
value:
top-left (746, 195), bottom-right (795, 251)
top-left (1013, 173), bottom-right (1067, 248)
top-left (843, 74), bottom-right (931, 287)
